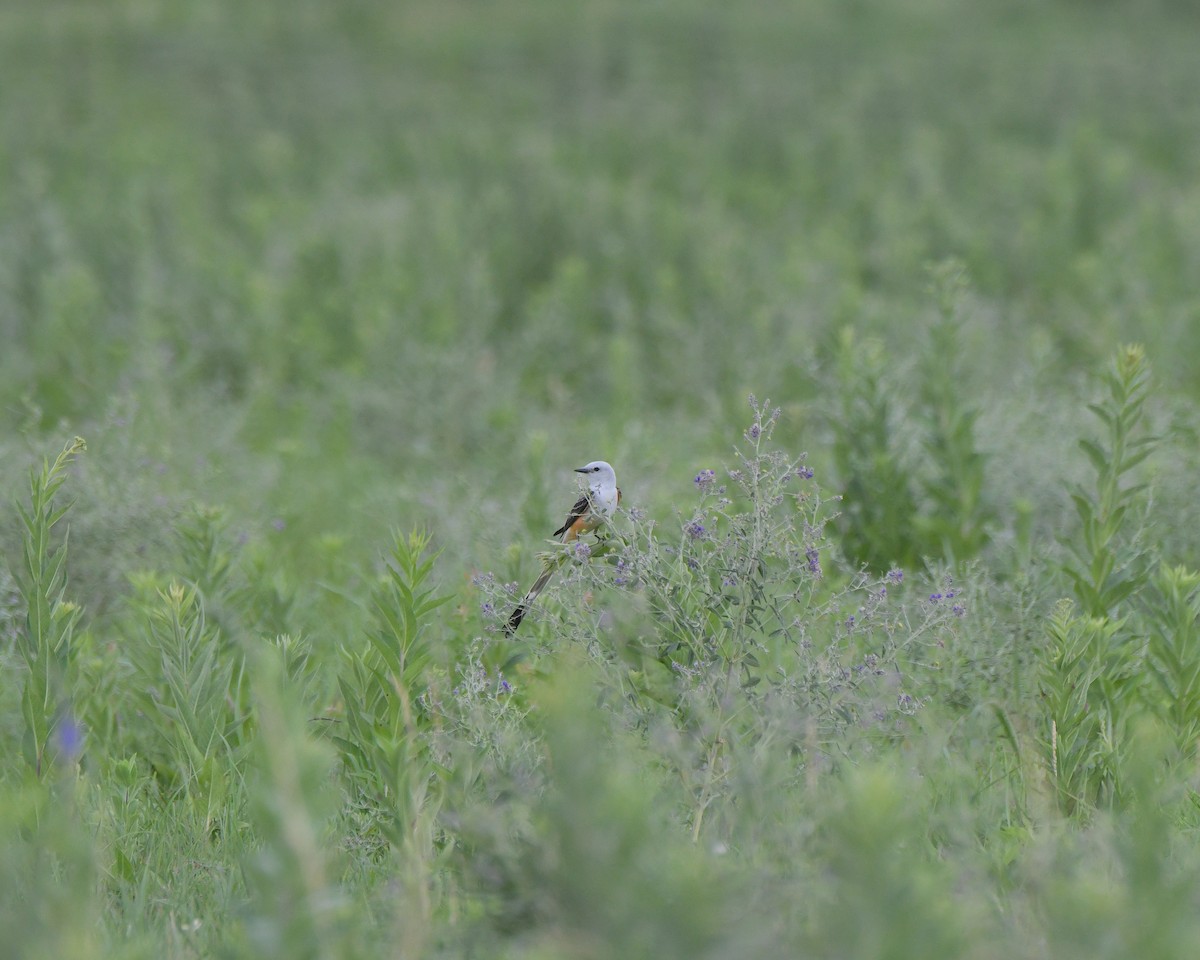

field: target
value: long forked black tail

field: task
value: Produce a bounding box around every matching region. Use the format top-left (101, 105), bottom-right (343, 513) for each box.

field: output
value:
top-left (504, 565), bottom-right (556, 636)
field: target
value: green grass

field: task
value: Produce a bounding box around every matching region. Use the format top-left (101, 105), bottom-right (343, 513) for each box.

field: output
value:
top-left (4, 0), bottom-right (1200, 956)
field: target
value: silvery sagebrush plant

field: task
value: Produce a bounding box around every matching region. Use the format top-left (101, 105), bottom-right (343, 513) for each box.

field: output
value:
top-left (418, 639), bottom-right (539, 822)
top-left (413, 641), bottom-right (553, 930)
top-left (603, 396), bottom-right (962, 714)
top-left (473, 397), bottom-right (967, 839)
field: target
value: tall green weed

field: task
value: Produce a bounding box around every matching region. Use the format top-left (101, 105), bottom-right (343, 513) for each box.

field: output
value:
top-left (1062, 344), bottom-right (1158, 617)
top-left (334, 529), bottom-right (450, 856)
top-left (14, 436), bottom-right (86, 776)
top-left (826, 264), bottom-right (993, 571)
top-left (121, 580), bottom-right (251, 829)
top-left (914, 261), bottom-right (994, 563)
top-left (1037, 346), bottom-right (1200, 810)
top-left (1039, 347), bottom-right (1156, 810)
top-left (232, 646), bottom-right (352, 960)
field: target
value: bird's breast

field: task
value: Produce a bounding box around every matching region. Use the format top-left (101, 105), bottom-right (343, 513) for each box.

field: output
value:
top-left (592, 486), bottom-right (619, 517)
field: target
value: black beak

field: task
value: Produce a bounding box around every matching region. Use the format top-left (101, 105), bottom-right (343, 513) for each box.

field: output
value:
top-left (574, 467), bottom-right (589, 473)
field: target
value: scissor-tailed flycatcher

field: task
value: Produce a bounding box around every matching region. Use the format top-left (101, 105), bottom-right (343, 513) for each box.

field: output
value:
top-left (504, 460), bottom-right (620, 635)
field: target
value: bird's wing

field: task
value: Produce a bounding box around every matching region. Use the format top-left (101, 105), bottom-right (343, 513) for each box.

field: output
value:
top-left (553, 492), bottom-right (592, 540)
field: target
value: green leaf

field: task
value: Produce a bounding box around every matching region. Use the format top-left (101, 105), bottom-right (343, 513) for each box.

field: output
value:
top-left (1078, 438), bottom-right (1109, 475)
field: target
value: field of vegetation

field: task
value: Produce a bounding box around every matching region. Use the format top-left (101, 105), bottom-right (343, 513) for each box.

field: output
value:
top-left (3, 0), bottom-right (1200, 956)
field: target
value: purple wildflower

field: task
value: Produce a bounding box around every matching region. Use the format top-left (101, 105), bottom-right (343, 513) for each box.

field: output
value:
top-left (614, 557), bottom-right (628, 585)
top-left (685, 520), bottom-right (706, 540)
top-left (796, 466), bottom-right (814, 480)
top-left (694, 469), bottom-right (716, 489)
top-left (886, 568), bottom-right (904, 584)
top-left (806, 546), bottom-right (821, 576)
top-left (953, 604), bottom-right (966, 617)
top-left (930, 593), bottom-right (943, 602)
top-left (573, 541), bottom-right (591, 561)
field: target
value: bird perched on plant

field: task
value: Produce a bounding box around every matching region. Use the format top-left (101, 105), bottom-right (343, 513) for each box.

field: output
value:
top-left (504, 460), bottom-right (620, 635)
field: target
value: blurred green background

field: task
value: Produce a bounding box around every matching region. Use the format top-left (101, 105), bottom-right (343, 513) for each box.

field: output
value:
top-left (3, 1), bottom-right (1200, 955)
top-left (4, 0), bottom-right (1199, 599)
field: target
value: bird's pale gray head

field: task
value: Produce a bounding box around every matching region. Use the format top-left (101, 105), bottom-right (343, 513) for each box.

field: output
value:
top-left (574, 460), bottom-right (616, 484)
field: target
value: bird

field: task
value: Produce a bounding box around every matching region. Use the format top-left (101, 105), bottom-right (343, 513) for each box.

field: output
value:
top-left (504, 460), bottom-right (620, 636)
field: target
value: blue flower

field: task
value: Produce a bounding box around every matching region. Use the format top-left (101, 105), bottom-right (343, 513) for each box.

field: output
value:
top-left (55, 714), bottom-right (83, 761)
top-left (685, 520), bottom-right (706, 540)
top-left (886, 568), bottom-right (904, 584)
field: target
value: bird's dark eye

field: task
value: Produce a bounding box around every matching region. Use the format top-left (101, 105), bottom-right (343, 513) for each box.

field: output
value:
top-left (593, 466), bottom-right (600, 471)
